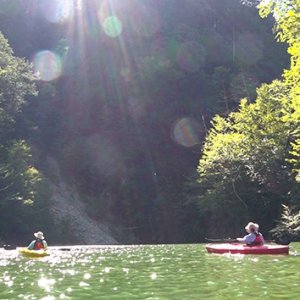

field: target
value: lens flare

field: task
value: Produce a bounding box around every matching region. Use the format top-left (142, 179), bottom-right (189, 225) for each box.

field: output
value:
top-left (177, 41), bottom-right (205, 72)
top-left (33, 50), bottom-right (62, 82)
top-left (102, 16), bottom-right (122, 38)
top-left (173, 117), bottom-right (202, 147)
top-left (39, 0), bottom-right (73, 23)
top-left (130, 6), bottom-right (161, 37)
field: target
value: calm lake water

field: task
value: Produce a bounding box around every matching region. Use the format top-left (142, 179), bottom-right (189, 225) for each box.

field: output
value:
top-left (0, 243), bottom-right (299, 299)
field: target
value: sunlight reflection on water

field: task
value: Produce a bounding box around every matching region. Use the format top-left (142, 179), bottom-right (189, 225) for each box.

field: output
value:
top-left (0, 244), bottom-right (299, 299)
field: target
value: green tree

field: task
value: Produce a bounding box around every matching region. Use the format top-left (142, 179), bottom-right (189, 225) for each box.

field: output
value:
top-left (260, 0), bottom-right (300, 180)
top-left (270, 204), bottom-right (300, 244)
top-left (0, 31), bottom-right (45, 243)
top-left (192, 0), bottom-right (300, 238)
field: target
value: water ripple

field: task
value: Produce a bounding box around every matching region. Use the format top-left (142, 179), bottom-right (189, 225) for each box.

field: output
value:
top-left (0, 244), bottom-right (300, 299)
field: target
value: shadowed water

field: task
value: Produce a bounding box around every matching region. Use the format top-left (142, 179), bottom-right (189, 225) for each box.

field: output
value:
top-left (0, 243), bottom-right (299, 299)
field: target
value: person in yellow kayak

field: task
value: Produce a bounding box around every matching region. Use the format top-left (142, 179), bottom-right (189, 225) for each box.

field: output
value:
top-left (237, 222), bottom-right (265, 246)
top-left (27, 231), bottom-right (48, 250)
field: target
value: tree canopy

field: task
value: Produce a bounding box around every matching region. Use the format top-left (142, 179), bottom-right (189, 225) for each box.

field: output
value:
top-left (259, 0), bottom-right (300, 182)
top-left (0, 32), bottom-right (48, 243)
top-left (193, 0), bottom-right (300, 238)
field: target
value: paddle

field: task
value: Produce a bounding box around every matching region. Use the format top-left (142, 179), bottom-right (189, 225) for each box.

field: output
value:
top-left (205, 237), bottom-right (280, 244)
top-left (205, 237), bottom-right (238, 243)
top-left (2, 244), bottom-right (17, 250)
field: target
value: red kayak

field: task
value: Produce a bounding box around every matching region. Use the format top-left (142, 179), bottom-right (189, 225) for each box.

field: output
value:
top-left (205, 243), bottom-right (289, 255)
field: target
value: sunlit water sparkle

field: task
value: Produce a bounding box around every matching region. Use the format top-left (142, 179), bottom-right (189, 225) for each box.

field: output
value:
top-left (0, 244), bottom-right (299, 299)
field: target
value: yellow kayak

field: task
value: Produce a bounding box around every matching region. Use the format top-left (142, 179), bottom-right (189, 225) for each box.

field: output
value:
top-left (18, 247), bottom-right (50, 257)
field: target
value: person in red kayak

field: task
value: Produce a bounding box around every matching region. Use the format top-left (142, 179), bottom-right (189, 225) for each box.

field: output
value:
top-left (27, 231), bottom-right (48, 250)
top-left (237, 222), bottom-right (265, 246)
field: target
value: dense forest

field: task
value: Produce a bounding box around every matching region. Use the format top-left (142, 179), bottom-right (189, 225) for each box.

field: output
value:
top-left (0, 0), bottom-right (299, 246)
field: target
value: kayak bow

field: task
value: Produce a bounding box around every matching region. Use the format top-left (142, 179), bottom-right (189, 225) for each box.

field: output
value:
top-left (205, 243), bottom-right (289, 255)
top-left (18, 247), bottom-right (50, 257)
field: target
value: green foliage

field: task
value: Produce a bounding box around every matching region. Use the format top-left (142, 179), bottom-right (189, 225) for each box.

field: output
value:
top-left (259, 0), bottom-right (300, 181)
top-left (276, 204), bottom-right (300, 231)
top-left (0, 140), bottom-right (40, 204)
top-left (0, 31), bottom-right (48, 243)
top-left (0, 35), bottom-right (37, 114)
top-left (0, 32), bottom-right (39, 201)
top-left (199, 79), bottom-right (294, 190)
top-left (270, 204), bottom-right (300, 243)
top-left (193, 0), bottom-right (300, 237)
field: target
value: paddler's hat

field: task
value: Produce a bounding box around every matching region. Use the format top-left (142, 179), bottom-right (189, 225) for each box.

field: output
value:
top-left (245, 222), bottom-right (259, 233)
top-left (34, 231), bottom-right (45, 240)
